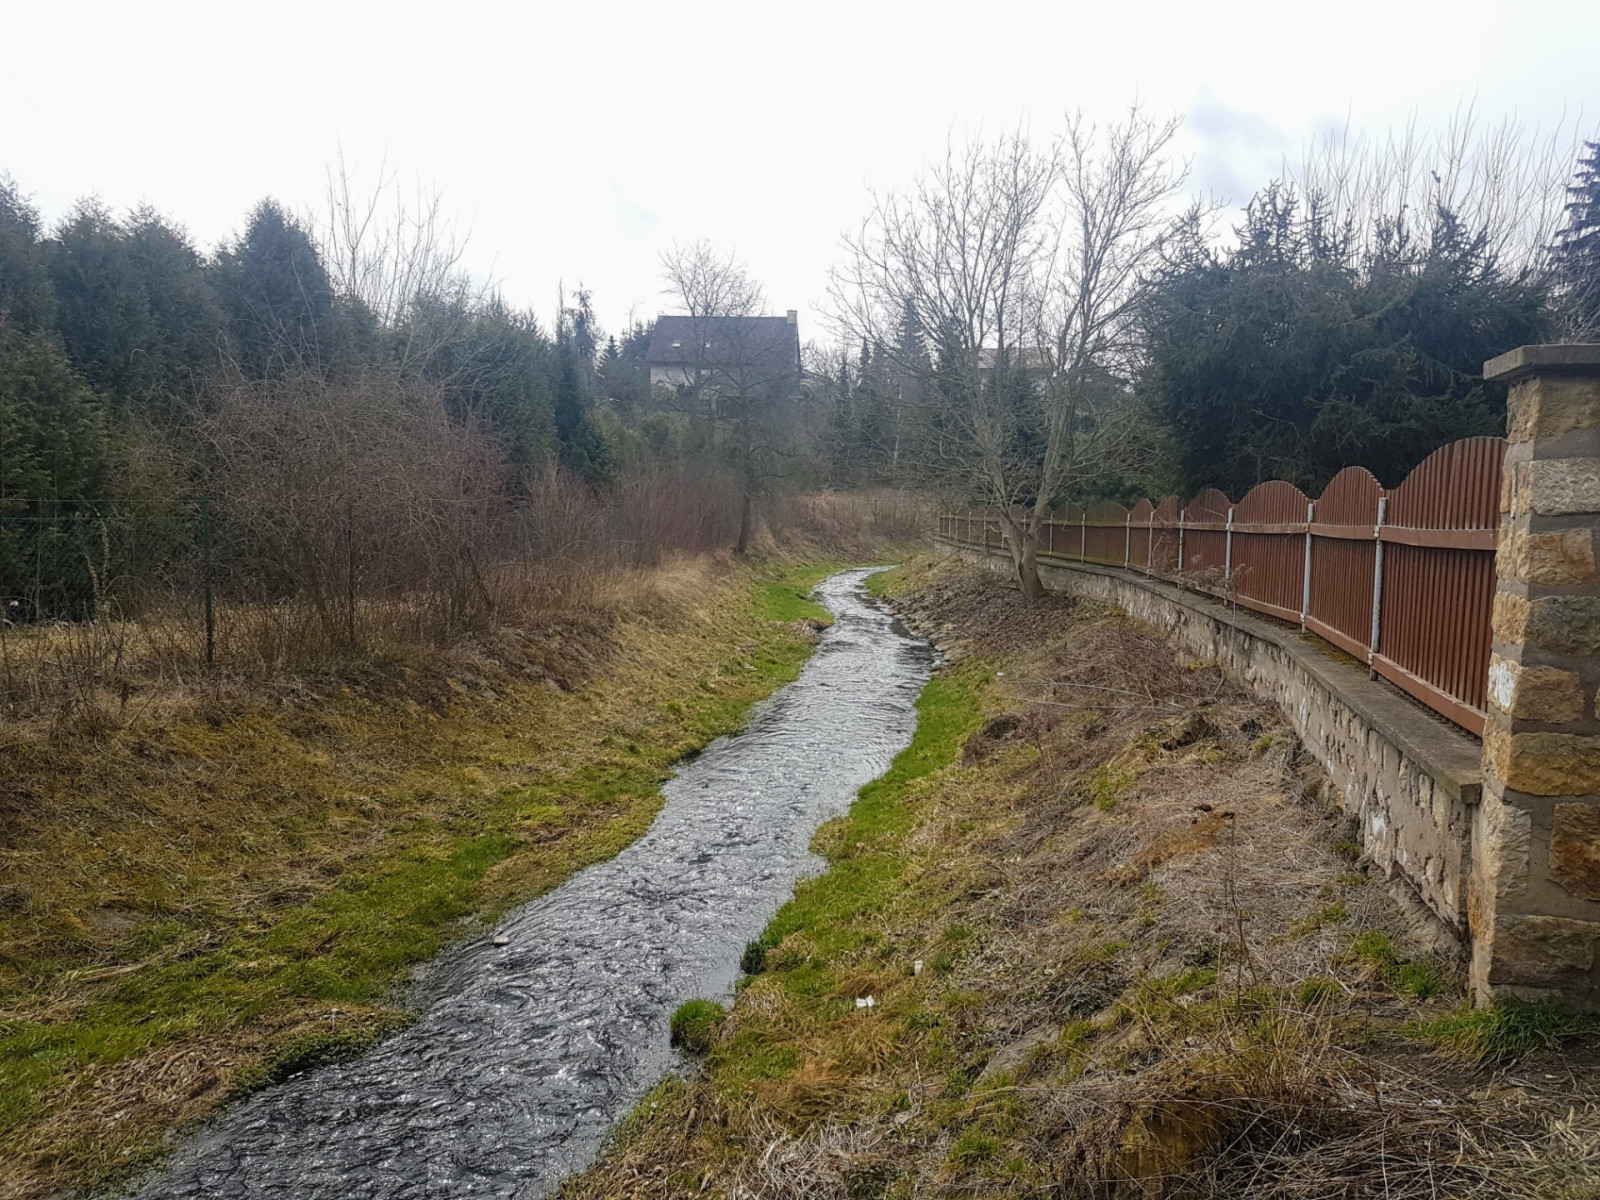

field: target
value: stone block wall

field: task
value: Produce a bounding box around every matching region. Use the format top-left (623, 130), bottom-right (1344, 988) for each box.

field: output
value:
top-left (1473, 346), bottom-right (1600, 1009)
top-left (941, 542), bottom-right (1483, 943)
top-left (938, 344), bottom-right (1600, 1009)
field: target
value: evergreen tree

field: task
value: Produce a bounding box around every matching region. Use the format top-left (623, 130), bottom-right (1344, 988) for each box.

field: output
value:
top-left (417, 296), bottom-right (558, 491)
top-left (595, 322), bottom-right (653, 412)
top-left (553, 291), bottom-right (612, 484)
top-left (0, 320), bottom-right (108, 502)
top-left (1553, 140), bottom-right (1600, 337)
top-left (211, 200), bottom-right (342, 378)
top-left (49, 201), bottom-right (226, 409)
top-left (1143, 186), bottom-right (1548, 495)
top-left (0, 174), bottom-right (56, 333)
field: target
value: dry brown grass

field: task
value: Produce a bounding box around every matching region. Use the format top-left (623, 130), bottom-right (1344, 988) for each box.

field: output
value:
top-left (0, 554), bottom-right (842, 1199)
top-left (562, 553), bottom-right (1600, 1200)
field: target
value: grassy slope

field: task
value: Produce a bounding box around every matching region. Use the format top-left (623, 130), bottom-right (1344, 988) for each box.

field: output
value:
top-left (0, 561), bottom-right (836, 1198)
top-left (562, 555), bottom-right (1600, 1200)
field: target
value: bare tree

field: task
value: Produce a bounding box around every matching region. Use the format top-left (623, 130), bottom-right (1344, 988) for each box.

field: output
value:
top-left (315, 148), bottom-right (491, 377)
top-left (1295, 104), bottom-right (1588, 279)
top-left (658, 242), bottom-right (799, 554)
top-left (832, 108), bottom-right (1185, 599)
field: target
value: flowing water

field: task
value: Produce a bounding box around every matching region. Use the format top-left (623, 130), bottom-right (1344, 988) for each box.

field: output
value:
top-left (133, 568), bottom-right (932, 1199)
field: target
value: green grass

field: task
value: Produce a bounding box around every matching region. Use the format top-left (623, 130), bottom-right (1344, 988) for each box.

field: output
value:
top-left (1294, 976), bottom-right (1343, 1006)
top-left (862, 565), bottom-right (900, 598)
top-left (756, 565), bottom-right (837, 623)
top-left (1419, 1003), bottom-right (1600, 1063)
top-left (1085, 766), bottom-right (1133, 811)
top-left (0, 563), bottom-right (839, 1193)
top-left (1347, 930), bottom-right (1444, 999)
top-left (669, 1000), bottom-right (728, 1053)
top-left (757, 662), bottom-right (987, 965)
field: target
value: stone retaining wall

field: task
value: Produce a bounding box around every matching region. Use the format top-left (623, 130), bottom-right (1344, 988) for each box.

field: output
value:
top-left (940, 539), bottom-right (1483, 944)
top-left (942, 342), bottom-right (1600, 1010)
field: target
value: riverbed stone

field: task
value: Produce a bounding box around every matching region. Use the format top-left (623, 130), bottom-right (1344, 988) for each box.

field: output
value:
top-left (1550, 804), bottom-right (1600, 901)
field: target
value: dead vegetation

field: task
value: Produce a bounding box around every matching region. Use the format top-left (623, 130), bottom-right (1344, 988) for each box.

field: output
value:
top-left (0, 554), bottom-right (842, 1199)
top-left (562, 553), bottom-right (1600, 1200)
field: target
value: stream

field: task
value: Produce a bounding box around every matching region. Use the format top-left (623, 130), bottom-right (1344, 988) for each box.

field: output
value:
top-left (132, 567), bottom-right (932, 1199)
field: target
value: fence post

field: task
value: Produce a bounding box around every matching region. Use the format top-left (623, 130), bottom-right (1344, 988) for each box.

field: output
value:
top-left (346, 500), bottom-right (356, 646)
top-left (1368, 495), bottom-right (1386, 670)
top-left (1224, 506), bottom-right (1234, 584)
top-left (1472, 345), bottom-right (1600, 1011)
top-left (201, 497), bottom-right (214, 665)
top-left (1177, 508), bottom-right (1187, 585)
top-left (1079, 508), bottom-right (1086, 562)
top-left (1300, 501), bottom-right (1314, 629)
top-left (1124, 511), bottom-right (1131, 569)
top-left (1146, 515), bottom-right (1154, 577)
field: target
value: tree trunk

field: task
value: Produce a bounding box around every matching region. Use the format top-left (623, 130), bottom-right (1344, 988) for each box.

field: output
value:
top-left (735, 488), bottom-right (753, 557)
top-left (998, 511), bottom-right (1044, 601)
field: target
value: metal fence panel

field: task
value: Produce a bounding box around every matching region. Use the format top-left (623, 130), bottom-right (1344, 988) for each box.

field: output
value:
top-left (936, 434), bottom-right (1507, 738)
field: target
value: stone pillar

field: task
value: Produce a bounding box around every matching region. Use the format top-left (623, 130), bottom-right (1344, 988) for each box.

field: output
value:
top-left (1474, 345), bottom-right (1600, 1009)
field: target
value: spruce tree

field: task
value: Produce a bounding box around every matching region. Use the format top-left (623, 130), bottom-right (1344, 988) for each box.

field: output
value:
top-left (1554, 140), bottom-right (1600, 337)
top-left (0, 175), bottom-right (56, 333)
top-left (211, 200), bottom-right (340, 378)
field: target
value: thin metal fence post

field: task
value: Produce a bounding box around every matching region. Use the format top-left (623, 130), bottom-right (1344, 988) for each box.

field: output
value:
top-left (1224, 506), bottom-right (1234, 585)
top-left (1079, 508), bottom-right (1086, 562)
top-left (346, 500), bottom-right (356, 646)
top-left (1124, 511), bottom-right (1131, 569)
top-left (1368, 495), bottom-right (1387, 669)
top-left (1177, 508), bottom-right (1187, 586)
top-left (201, 497), bottom-right (214, 665)
top-left (1300, 501), bottom-right (1313, 629)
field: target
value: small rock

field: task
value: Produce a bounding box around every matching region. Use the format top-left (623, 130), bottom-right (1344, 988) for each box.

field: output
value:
top-left (492, 934), bottom-right (510, 947)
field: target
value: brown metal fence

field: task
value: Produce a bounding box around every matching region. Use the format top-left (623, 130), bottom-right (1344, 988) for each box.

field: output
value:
top-left (936, 435), bottom-right (1505, 737)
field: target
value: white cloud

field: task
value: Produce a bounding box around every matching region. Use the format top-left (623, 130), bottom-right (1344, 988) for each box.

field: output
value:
top-left (2, 0), bottom-right (1595, 339)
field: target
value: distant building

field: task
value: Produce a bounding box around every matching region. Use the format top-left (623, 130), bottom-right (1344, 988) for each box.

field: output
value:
top-left (646, 310), bottom-right (802, 392)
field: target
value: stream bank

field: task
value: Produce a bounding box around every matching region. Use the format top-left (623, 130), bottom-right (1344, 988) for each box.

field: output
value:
top-left (561, 554), bottom-right (1600, 1200)
top-left (122, 568), bottom-right (932, 1198)
top-left (2, 560), bottom-right (837, 1197)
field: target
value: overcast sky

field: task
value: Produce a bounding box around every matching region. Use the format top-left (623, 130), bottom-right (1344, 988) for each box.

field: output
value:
top-left (4, 0), bottom-right (1597, 341)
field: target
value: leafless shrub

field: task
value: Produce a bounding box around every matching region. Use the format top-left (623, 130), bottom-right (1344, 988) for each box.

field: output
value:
top-left (193, 371), bottom-right (508, 656)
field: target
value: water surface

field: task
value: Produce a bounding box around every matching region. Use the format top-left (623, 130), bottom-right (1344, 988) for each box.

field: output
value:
top-left (135, 567), bottom-right (931, 1199)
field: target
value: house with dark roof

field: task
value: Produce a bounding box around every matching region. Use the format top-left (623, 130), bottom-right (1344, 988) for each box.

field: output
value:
top-left (645, 310), bottom-right (802, 392)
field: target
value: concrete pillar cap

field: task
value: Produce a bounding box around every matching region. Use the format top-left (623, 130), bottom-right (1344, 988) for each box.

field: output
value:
top-left (1484, 344), bottom-right (1600, 382)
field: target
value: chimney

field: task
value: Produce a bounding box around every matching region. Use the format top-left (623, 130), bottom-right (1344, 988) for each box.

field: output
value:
top-left (786, 309), bottom-right (798, 325)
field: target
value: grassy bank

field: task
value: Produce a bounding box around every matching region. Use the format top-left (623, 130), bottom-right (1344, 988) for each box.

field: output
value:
top-left (0, 559), bottom-right (837, 1198)
top-left (563, 554), bottom-right (1600, 1200)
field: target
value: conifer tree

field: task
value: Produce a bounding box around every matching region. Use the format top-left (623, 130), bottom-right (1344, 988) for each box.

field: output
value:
top-left (0, 175), bottom-right (55, 333)
top-left (1553, 140), bottom-right (1600, 337)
